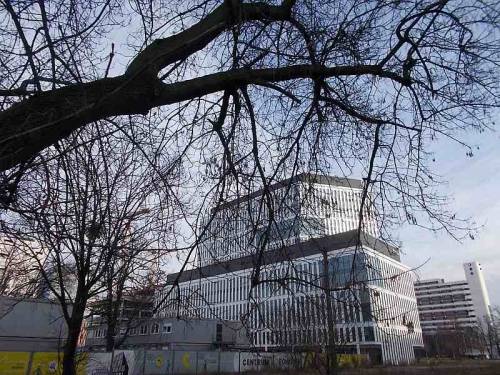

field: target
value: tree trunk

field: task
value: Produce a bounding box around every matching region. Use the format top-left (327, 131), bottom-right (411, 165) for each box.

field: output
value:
top-left (62, 298), bottom-right (86, 375)
top-left (105, 317), bottom-right (116, 352)
top-left (105, 259), bottom-right (119, 352)
top-left (62, 323), bottom-right (82, 375)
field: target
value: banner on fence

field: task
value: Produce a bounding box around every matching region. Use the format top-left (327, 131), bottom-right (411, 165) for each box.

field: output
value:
top-left (0, 352), bottom-right (30, 375)
top-left (0, 351), bottom-right (87, 375)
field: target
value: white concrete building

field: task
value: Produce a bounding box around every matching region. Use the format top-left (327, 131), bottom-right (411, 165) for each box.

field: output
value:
top-left (414, 261), bottom-right (492, 333)
top-left (157, 232), bottom-right (424, 364)
top-left (156, 175), bottom-right (423, 364)
top-left (198, 174), bottom-right (379, 267)
top-left (464, 261), bottom-right (492, 325)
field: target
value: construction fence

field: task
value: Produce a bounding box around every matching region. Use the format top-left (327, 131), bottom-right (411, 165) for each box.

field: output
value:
top-left (0, 349), bottom-right (367, 374)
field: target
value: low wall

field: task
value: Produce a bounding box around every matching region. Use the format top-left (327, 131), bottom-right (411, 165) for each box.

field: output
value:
top-left (0, 349), bottom-right (366, 374)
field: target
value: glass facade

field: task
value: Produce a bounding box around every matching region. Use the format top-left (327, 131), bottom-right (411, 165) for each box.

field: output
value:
top-left (156, 247), bottom-right (423, 364)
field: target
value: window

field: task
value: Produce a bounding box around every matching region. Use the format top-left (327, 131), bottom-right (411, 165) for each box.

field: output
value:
top-left (140, 324), bottom-right (148, 335)
top-left (364, 327), bottom-right (375, 341)
top-left (162, 323), bottom-right (172, 334)
top-left (95, 328), bottom-right (107, 338)
top-left (216, 323), bottom-right (223, 343)
top-left (151, 323), bottom-right (159, 334)
top-left (130, 327), bottom-right (137, 335)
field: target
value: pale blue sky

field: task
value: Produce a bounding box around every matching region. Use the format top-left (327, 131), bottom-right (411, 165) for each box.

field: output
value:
top-left (399, 123), bottom-right (500, 306)
top-left (106, 10), bottom-right (499, 306)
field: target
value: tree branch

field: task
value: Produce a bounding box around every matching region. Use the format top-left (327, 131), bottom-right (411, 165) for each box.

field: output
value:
top-left (125, 0), bottom-right (294, 76)
top-left (0, 64), bottom-right (407, 171)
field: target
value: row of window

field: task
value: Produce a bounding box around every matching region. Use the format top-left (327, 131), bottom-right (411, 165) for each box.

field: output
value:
top-left (414, 282), bottom-right (468, 291)
top-left (419, 310), bottom-right (475, 321)
top-left (164, 251), bottom-right (414, 314)
top-left (416, 294), bottom-right (470, 306)
top-left (251, 325), bottom-right (376, 347)
top-left (415, 287), bottom-right (470, 296)
top-left (160, 289), bottom-right (418, 348)
top-left (91, 322), bottom-right (172, 338)
top-left (199, 182), bottom-right (378, 267)
top-left (418, 305), bottom-right (473, 313)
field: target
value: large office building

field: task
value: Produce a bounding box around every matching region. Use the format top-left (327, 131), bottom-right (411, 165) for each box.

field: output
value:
top-left (414, 261), bottom-right (492, 333)
top-left (197, 174), bottom-right (379, 267)
top-left (156, 174), bottom-right (423, 364)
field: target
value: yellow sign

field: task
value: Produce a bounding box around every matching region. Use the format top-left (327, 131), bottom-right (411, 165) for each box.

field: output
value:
top-left (29, 352), bottom-right (87, 375)
top-left (0, 352), bottom-right (30, 375)
top-left (338, 353), bottom-right (365, 367)
top-left (30, 352), bottom-right (62, 375)
top-left (303, 352), bottom-right (366, 369)
top-left (155, 355), bottom-right (164, 368)
top-left (0, 351), bottom-right (87, 375)
top-left (181, 352), bottom-right (191, 369)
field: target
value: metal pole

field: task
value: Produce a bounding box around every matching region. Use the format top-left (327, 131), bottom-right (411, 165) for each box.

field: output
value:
top-left (108, 341), bottom-right (115, 374)
top-left (26, 351), bottom-right (34, 375)
top-left (217, 347), bottom-right (221, 375)
top-left (171, 349), bottom-right (175, 375)
top-left (142, 349), bottom-right (147, 375)
top-left (323, 250), bottom-right (337, 375)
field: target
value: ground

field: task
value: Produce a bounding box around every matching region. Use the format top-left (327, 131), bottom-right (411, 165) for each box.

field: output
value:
top-left (252, 360), bottom-right (500, 374)
top-left (343, 359), bottom-right (500, 374)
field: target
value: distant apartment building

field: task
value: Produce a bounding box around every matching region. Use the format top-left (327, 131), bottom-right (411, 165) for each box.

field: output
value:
top-left (156, 174), bottom-right (424, 364)
top-left (84, 317), bottom-right (248, 351)
top-left (414, 261), bottom-right (492, 333)
top-left (79, 292), bottom-right (155, 349)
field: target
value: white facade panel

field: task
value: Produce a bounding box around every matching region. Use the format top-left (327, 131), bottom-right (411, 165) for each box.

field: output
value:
top-left (463, 261), bottom-right (492, 324)
top-left (198, 175), bottom-right (379, 268)
top-left (157, 175), bottom-right (422, 365)
top-left (157, 246), bottom-right (422, 364)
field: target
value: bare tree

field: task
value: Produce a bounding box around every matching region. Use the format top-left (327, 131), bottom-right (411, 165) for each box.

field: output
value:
top-left (476, 306), bottom-right (500, 359)
top-left (0, 234), bottom-right (46, 296)
top-left (0, 1), bottom-right (498, 373)
top-left (0, 1), bottom-right (497, 226)
top-left (1, 126), bottom-right (177, 374)
top-left (99, 240), bottom-right (165, 352)
top-left (488, 307), bottom-right (500, 358)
